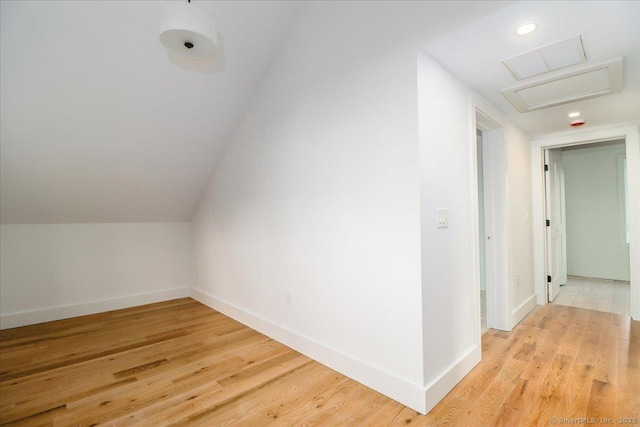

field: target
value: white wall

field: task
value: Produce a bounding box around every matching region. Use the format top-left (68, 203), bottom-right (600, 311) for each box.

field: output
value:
top-left (417, 53), bottom-right (481, 407)
top-left (190, 1), bottom-right (531, 415)
top-left (417, 54), bottom-right (534, 411)
top-left (0, 223), bottom-right (191, 329)
top-left (191, 1), bottom-right (426, 412)
top-left (563, 141), bottom-right (630, 280)
top-left (505, 124), bottom-right (536, 325)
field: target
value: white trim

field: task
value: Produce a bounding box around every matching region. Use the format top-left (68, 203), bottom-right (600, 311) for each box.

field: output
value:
top-left (472, 96), bottom-right (511, 332)
top-left (0, 287), bottom-right (190, 330)
top-left (531, 123), bottom-right (640, 320)
top-left (190, 287), bottom-right (428, 413)
top-left (423, 344), bottom-right (481, 414)
top-left (511, 294), bottom-right (537, 327)
top-left (501, 57), bottom-right (624, 112)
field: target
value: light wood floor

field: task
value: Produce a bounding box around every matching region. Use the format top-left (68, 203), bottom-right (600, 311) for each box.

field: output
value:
top-left (1, 299), bottom-right (638, 426)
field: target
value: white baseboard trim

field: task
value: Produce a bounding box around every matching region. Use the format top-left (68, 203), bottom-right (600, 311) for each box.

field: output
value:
top-left (423, 344), bottom-right (481, 413)
top-left (511, 293), bottom-right (537, 328)
top-left (190, 287), bottom-right (428, 413)
top-left (0, 287), bottom-right (189, 330)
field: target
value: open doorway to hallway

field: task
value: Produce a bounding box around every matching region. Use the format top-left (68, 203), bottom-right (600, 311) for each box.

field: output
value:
top-left (475, 107), bottom-right (511, 333)
top-left (545, 139), bottom-right (630, 316)
top-left (555, 275), bottom-right (631, 315)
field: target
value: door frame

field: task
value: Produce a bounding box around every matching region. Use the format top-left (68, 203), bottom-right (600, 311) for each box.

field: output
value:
top-left (531, 124), bottom-right (640, 320)
top-left (544, 147), bottom-right (567, 302)
top-left (473, 104), bottom-right (510, 332)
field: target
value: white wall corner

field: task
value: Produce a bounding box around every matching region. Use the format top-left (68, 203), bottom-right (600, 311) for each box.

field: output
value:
top-left (511, 293), bottom-right (537, 328)
top-left (189, 287), bottom-right (428, 414)
top-left (422, 344), bottom-right (481, 414)
top-left (0, 287), bottom-right (189, 330)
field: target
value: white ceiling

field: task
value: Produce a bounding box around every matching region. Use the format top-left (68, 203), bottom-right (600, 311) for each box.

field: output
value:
top-left (0, 0), bottom-right (299, 223)
top-left (424, 0), bottom-right (640, 137)
top-left (2, 1), bottom-right (638, 224)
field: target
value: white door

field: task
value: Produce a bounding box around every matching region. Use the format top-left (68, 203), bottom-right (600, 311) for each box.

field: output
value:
top-left (545, 148), bottom-right (567, 302)
top-left (558, 167), bottom-right (568, 285)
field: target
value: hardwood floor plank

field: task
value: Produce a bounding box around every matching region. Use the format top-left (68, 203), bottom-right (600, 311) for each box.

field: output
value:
top-left (556, 305), bottom-right (590, 358)
top-left (190, 362), bottom-right (337, 426)
top-left (165, 355), bottom-right (313, 426)
top-left (556, 361), bottom-right (595, 420)
top-left (420, 397), bottom-right (474, 426)
top-left (593, 321), bottom-right (619, 385)
top-left (586, 379), bottom-right (616, 423)
top-left (464, 356), bottom-right (527, 426)
top-left (262, 374), bottom-right (355, 426)
top-left (523, 352), bottom-right (575, 426)
top-left (0, 328), bottom-right (261, 418)
top-left (616, 329), bottom-right (640, 422)
top-left (1, 300), bottom-right (637, 426)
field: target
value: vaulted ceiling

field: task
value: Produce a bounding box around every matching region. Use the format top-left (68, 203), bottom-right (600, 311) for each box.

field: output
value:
top-left (2, 1), bottom-right (638, 224)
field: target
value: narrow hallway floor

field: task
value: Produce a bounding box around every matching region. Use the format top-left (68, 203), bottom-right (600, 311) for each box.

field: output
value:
top-left (553, 275), bottom-right (630, 316)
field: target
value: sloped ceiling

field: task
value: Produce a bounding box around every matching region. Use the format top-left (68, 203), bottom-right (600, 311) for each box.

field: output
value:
top-left (0, 0), bottom-right (514, 225)
top-left (424, 1), bottom-right (640, 137)
top-left (1, 0), bottom-right (300, 224)
top-left (5, 1), bottom-right (634, 225)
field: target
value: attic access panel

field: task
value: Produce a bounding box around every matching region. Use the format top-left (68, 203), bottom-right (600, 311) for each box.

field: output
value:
top-left (501, 57), bottom-right (624, 113)
top-left (502, 36), bottom-right (587, 81)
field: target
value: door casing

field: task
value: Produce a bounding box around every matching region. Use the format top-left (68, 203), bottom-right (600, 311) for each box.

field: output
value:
top-left (531, 124), bottom-right (640, 320)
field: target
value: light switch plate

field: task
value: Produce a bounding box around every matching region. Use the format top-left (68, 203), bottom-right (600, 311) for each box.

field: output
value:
top-left (437, 208), bottom-right (449, 228)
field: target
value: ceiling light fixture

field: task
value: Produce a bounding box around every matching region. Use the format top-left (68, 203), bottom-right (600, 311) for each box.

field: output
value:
top-left (515, 23), bottom-right (538, 36)
top-left (160, 0), bottom-right (217, 58)
top-left (570, 119), bottom-right (586, 127)
top-left (568, 112), bottom-right (581, 118)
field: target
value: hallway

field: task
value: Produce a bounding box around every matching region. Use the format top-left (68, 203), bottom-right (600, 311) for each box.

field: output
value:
top-left (554, 275), bottom-right (631, 316)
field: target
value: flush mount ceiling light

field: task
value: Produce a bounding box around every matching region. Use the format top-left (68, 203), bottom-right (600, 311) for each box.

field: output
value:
top-left (515, 23), bottom-right (538, 36)
top-left (160, 0), bottom-right (217, 58)
top-left (568, 111), bottom-right (581, 118)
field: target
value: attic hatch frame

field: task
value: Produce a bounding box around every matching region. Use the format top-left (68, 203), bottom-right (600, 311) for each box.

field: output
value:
top-left (501, 57), bottom-right (624, 113)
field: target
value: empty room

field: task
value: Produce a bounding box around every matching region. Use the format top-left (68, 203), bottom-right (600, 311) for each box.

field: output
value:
top-left (1, 1), bottom-right (638, 425)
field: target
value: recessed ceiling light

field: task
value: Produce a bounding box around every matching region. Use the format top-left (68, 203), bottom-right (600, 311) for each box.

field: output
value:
top-left (515, 23), bottom-right (538, 36)
top-left (568, 112), bottom-right (581, 118)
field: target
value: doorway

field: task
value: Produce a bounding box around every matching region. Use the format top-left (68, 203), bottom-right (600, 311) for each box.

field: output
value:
top-left (544, 140), bottom-right (631, 315)
top-left (532, 124), bottom-right (639, 321)
top-left (544, 147), bottom-right (567, 302)
top-left (475, 108), bottom-right (510, 332)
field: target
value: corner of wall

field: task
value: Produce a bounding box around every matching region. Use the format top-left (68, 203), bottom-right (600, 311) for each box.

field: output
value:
top-left (189, 287), bottom-right (428, 414)
top-left (422, 344), bottom-right (481, 414)
top-left (0, 287), bottom-right (190, 330)
top-left (511, 293), bottom-right (537, 328)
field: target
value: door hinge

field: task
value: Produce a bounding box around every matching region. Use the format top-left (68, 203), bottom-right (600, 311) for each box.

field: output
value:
top-left (546, 219), bottom-right (550, 226)
top-left (544, 164), bottom-right (549, 171)
top-left (547, 275), bottom-right (552, 283)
